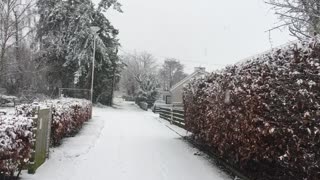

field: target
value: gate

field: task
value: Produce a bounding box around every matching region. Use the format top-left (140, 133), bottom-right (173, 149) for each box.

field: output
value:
top-left (28, 107), bottom-right (52, 174)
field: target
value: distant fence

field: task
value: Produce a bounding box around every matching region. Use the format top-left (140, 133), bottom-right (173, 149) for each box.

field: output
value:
top-left (28, 106), bottom-right (52, 174)
top-left (153, 106), bottom-right (161, 113)
top-left (159, 104), bottom-right (185, 128)
top-left (58, 88), bottom-right (91, 100)
top-left (0, 96), bottom-right (34, 107)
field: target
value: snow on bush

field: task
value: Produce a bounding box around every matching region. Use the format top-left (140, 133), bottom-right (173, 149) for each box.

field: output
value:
top-left (184, 36), bottom-right (320, 179)
top-left (0, 94), bottom-right (17, 107)
top-left (0, 115), bottom-right (33, 175)
top-left (49, 98), bottom-right (92, 145)
top-left (16, 98), bottom-right (92, 146)
top-left (0, 98), bottom-right (91, 175)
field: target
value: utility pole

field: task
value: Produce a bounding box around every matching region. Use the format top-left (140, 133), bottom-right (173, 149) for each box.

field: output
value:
top-left (90, 26), bottom-right (100, 103)
top-left (110, 64), bottom-right (116, 106)
top-left (90, 35), bottom-right (96, 103)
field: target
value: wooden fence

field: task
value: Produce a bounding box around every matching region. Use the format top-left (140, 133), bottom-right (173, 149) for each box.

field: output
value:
top-left (28, 106), bottom-right (52, 174)
top-left (159, 104), bottom-right (185, 128)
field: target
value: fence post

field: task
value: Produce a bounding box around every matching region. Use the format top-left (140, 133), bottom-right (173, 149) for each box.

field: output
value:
top-left (28, 106), bottom-right (39, 174)
top-left (46, 106), bottom-right (52, 158)
top-left (170, 104), bottom-right (173, 124)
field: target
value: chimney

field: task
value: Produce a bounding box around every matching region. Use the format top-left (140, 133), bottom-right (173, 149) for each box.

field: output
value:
top-left (194, 67), bottom-right (206, 72)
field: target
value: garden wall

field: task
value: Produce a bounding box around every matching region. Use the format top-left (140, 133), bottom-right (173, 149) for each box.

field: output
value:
top-left (184, 37), bottom-right (320, 179)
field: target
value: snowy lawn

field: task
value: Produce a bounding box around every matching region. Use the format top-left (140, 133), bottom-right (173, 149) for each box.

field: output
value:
top-left (0, 107), bottom-right (15, 115)
top-left (21, 101), bottom-right (230, 180)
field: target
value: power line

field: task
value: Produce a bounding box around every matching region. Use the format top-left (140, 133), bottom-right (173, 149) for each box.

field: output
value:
top-left (118, 47), bottom-right (227, 67)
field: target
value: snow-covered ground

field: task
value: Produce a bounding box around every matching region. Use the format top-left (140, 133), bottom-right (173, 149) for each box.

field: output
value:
top-left (22, 101), bottom-right (230, 180)
top-left (0, 107), bottom-right (15, 115)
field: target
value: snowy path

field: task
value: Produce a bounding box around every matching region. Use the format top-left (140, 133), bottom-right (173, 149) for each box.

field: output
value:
top-left (22, 101), bottom-right (230, 180)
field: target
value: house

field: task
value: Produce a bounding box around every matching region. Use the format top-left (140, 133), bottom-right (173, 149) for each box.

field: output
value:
top-left (156, 89), bottom-right (171, 104)
top-left (170, 67), bottom-right (208, 104)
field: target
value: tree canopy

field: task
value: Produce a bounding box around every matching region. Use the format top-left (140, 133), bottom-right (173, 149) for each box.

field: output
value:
top-left (37, 0), bottom-right (122, 104)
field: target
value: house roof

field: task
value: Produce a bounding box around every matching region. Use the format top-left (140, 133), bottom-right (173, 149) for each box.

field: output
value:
top-left (170, 70), bottom-right (208, 92)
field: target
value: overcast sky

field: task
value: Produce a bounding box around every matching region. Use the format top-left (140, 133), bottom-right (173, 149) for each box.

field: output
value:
top-left (104, 0), bottom-right (295, 73)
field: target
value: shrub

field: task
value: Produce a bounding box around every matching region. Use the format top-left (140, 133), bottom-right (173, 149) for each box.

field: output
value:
top-left (139, 102), bottom-right (148, 111)
top-left (0, 98), bottom-right (91, 176)
top-left (184, 37), bottom-right (320, 179)
top-left (16, 98), bottom-right (92, 146)
top-left (49, 99), bottom-right (91, 145)
top-left (0, 115), bottom-right (33, 176)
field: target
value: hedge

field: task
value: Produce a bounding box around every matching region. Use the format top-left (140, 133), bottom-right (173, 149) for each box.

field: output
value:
top-left (0, 98), bottom-right (91, 176)
top-left (138, 102), bottom-right (148, 111)
top-left (0, 115), bottom-right (33, 176)
top-left (17, 98), bottom-right (92, 146)
top-left (49, 98), bottom-right (92, 145)
top-left (184, 37), bottom-right (320, 179)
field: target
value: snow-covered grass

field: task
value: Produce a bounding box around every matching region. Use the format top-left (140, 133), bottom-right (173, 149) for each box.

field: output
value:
top-left (21, 102), bottom-right (230, 180)
top-left (0, 107), bottom-right (15, 115)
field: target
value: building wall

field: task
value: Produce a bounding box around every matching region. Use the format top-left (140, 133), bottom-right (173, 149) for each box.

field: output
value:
top-left (170, 71), bottom-right (207, 104)
top-left (171, 83), bottom-right (184, 104)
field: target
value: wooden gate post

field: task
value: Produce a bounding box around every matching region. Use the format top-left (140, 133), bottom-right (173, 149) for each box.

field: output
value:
top-left (28, 106), bottom-right (52, 174)
top-left (46, 105), bottom-right (53, 158)
top-left (28, 106), bottom-right (39, 174)
top-left (170, 104), bottom-right (173, 124)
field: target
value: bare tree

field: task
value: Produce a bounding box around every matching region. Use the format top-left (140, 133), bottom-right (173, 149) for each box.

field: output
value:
top-left (120, 51), bottom-right (158, 98)
top-left (0, 0), bottom-right (36, 93)
top-left (0, 0), bottom-right (36, 84)
top-left (267, 0), bottom-right (320, 39)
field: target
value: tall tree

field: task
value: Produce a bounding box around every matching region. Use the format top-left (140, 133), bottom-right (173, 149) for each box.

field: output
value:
top-left (267, 0), bottom-right (320, 39)
top-left (159, 59), bottom-right (187, 91)
top-left (37, 0), bottom-right (122, 104)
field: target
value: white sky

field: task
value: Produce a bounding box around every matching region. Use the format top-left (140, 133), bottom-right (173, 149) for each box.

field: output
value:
top-left (103, 0), bottom-right (295, 73)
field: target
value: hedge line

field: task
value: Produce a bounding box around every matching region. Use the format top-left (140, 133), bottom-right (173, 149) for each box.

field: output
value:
top-left (184, 37), bottom-right (320, 179)
top-left (17, 98), bottom-right (92, 146)
top-left (49, 99), bottom-right (92, 145)
top-left (0, 115), bottom-right (33, 176)
top-left (0, 98), bottom-right (91, 175)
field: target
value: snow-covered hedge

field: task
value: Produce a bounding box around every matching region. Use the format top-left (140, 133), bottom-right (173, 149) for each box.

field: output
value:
top-left (0, 94), bottom-right (17, 107)
top-left (49, 98), bottom-right (92, 145)
top-left (0, 98), bottom-right (91, 175)
top-left (0, 115), bottom-right (33, 175)
top-left (184, 37), bottom-right (320, 179)
top-left (138, 102), bottom-right (148, 111)
top-left (17, 98), bottom-right (92, 146)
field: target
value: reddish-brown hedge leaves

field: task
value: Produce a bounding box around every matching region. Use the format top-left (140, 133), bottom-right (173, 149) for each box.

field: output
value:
top-left (184, 37), bottom-right (320, 180)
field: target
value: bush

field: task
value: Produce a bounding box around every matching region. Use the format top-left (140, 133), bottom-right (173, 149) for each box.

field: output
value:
top-left (16, 98), bottom-right (92, 146)
top-left (49, 98), bottom-right (92, 145)
top-left (0, 115), bottom-right (33, 176)
top-left (0, 98), bottom-right (91, 176)
top-left (122, 95), bottom-right (135, 102)
top-left (139, 102), bottom-right (148, 111)
top-left (135, 89), bottom-right (158, 108)
top-left (184, 37), bottom-right (320, 179)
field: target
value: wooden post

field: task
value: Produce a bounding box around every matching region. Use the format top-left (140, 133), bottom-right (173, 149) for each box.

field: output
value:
top-left (46, 106), bottom-right (52, 158)
top-left (28, 106), bottom-right (39, 174)
top-left (170, 104), bottom-right (173, 124)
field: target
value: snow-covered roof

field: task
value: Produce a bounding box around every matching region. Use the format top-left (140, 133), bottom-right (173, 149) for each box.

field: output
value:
top-left (170, 69), bottom-right (208, 92)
